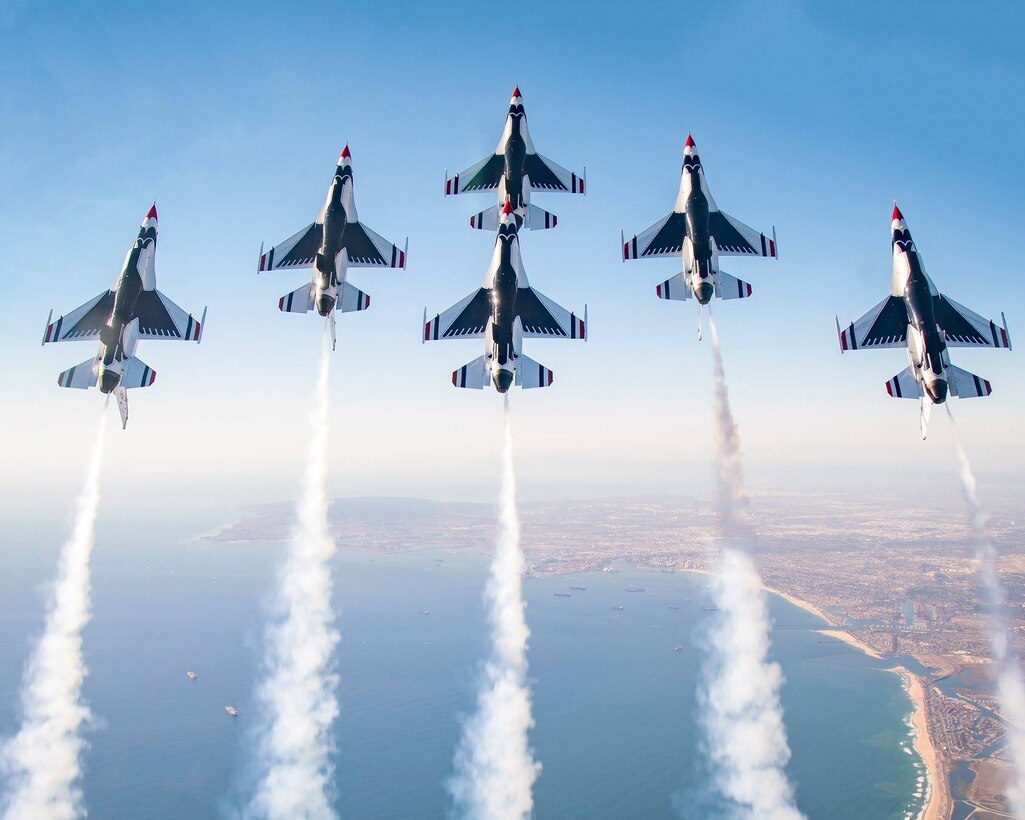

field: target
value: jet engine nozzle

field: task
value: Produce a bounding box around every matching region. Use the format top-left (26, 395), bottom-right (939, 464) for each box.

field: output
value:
top-left (494, 369), bottom-right (514, 393)
top-left (925, 379), bottom-right (948, 404)
top-left (99, 369), bottom-right (121, 394)
top-left (316, 293), bottom-right (336, 317)
top-left (694, 282), bottom-right (714, 305)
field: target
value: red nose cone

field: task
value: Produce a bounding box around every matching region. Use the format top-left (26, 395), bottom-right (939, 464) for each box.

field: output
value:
top-left (502, 200), bottom-right (514, 215)
top-left (146, 203), bottom-right (158, 220)
top-left (340, 144), bottom-right (351, 159)
top-left (512, 86), bottom-right (521, 98)
top-left (685, 134), bottom-right (695, 148)
top-left (892, 202), bottom-right (903, 221)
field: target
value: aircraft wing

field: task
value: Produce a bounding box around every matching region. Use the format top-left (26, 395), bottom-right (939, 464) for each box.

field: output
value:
top-left (935, 295), bottom-right (1011, 349)
top-left (135, 291), bottom-right (205, 341)
top-left (837, 295), bottom-right (908, 351)
top-left (516, 287), bottom-right (586, 339)
top-left (43, 291), bottom-right (115, 344)
top-left (344, 222), bottom-right (407, 268)
top-left (445, 155), bottom-right (504, 195)
top-left (708, 211), bottom-right (778, 257)
top-left (622, 212), bottom-right (688, 259)
top-left (258, 223), bottom-right (321, 271)
top-left (424, 288), bottom-right (491, 340)
top-left (523, 154), bottom-right (585, 193)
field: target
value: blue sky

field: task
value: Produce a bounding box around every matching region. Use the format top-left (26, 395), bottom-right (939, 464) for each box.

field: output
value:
top-left (2, 0), bottom-right (1023, 514)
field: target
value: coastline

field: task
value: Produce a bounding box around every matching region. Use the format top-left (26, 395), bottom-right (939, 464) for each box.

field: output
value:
top-left (895, 667), bottom-right (950, 820)
top-left (674, 565), bottom-right (945, 819)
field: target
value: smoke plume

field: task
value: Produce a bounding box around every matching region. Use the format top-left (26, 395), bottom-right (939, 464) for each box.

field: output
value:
top-left (1, 411), bottom-right (107, 820)
top-left (697, 313), bottom-right (803, 819)
top-left (247, 327), bottom-right (340, 819)
top-left (947, 406), bottom-right (1025, 815)
top-left (449, 395), bottom-right (540, 820)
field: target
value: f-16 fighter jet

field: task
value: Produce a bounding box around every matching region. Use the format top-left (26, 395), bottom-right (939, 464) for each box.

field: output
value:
top-left (423, 201), bottom-right (586, 392)
top-left (41, 205), bottom-right (206, 429)
top-left (622, 134), bottom-right (777, 337)
top-left (444, 87), bottom-right (585, 232)
top-left (836, 204), bottom-right (1012, 438)
top-left (257, 146), bottom-right (407, 348)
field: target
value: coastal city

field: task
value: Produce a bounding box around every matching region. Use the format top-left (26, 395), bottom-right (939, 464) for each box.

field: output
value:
top-left (212, 486), bottom-right (1025, 818)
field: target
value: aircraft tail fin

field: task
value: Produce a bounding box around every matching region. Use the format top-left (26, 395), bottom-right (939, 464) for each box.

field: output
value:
top-left (516, 354), bottom-right (554, 389)
top-left (278, 283), bottom-right (316, 314)
top-left (451, 355), bottom-right (489, 389)
top-left (949, 365), bottom-right (993, 398)
top-left (714, 271), bottom-right (753, 300)
top-left (57, 358), bottom-right (99, 389)
top-left (885, 366), bottom-right (923, 399)
top-left (655, 273), bottom-right (692, 301)
top-left (469, 203), bottom-right (559, 231)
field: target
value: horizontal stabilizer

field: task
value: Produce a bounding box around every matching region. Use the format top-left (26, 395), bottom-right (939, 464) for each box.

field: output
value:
top-left (339, 281), bottom-right (371, 313)
top-left (121, 356), bottom-right (157, 389)
top-left (57, 358), bottom-right (99, 389)
top-left (715, 271), bottom-right (753, 300)
top-left (949, 365), bottom-right (993, 398)
top-left (469, 203), bottom-right (559, 231)
top-left (655, 273), bottom-right (691, 301)
top-left (451, 355), bottom-right (488, 389)
top-left (516, 354), bottom-right (554, 389)
top-left (278, 283), bottom-right (315, 314)
top-left (884, 367), bottom-right (923, 399)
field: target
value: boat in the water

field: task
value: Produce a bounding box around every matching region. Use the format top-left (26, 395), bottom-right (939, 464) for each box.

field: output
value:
top-left (552, 592), bottom-right (571, 598)
top-left (225, 706), bottom-right (238, 717)
top-left (610, 605), bottom-right (624, 611)
top-left (667, 605), bottom-right (680, 610)
top-left (186, 671), bottom-right (197, 680)
top-left (569, 585), bottom-right (587, 591)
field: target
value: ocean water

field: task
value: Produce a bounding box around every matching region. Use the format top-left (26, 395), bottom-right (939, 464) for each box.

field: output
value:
top-left (0, 511), bottom-right (925, 819)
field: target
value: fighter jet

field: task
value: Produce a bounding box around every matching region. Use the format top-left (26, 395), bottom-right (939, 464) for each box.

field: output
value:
top-left (444, 87), bottom-right (584, 232)
top-left (622, 135), bottom-right (778, 337)
top-left (836, 204), bottom-right (1012, 438)
top-left (423, 201), bottom-right (586, 392)
top-left (41, 205), bottom-right (206, 429)
top-left (257, 146), bottom-right (407, 348)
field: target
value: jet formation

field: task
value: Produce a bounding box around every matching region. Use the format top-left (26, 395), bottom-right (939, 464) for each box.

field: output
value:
top-left (622, 134), bottom-right (777, 338)
top-left (836, 204), bottom-right (1012, 438)
top-left (39, 92), bottom-right (1014, 432)
top-left (42, 205), bottom-right (205, 428)
top-left (257, 145), bottom-right (407, 349)
top-left (428, 87), bottom-right (587, 392)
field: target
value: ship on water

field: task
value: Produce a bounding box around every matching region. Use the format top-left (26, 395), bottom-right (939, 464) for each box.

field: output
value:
top-left (610, 605), bottom-right (624, 611)
top-left (625, 586), bottom-right (645, 593)
top-left (569, 585), bottom-right (587, 591)
top-left (667, 605), bottom-right (680, 610)
top-left (186, 671), bottom-right (197, 680)
top-left (418, 610), bottom-right (429, 616)
top-left (225, 706), bottom-right (238, 717)
top-left (702, 606), bottom-right (718, 612)
top-left (552, 592), bottom-right (572, 598)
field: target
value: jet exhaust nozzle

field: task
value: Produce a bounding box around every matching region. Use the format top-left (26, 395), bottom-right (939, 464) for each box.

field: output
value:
top-left (494, 369), bottom-right (514, 393)
top-left (694, 282), bottom-right (714, 305)
top-left (316, 293), bottom-right (336, 317)
top-left (99, 369), bottom-right (121, 394)
top-left (926, 379), bottom-right (948, 404)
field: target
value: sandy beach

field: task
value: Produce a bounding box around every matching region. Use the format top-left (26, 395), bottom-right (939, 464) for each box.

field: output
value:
top-left (815, 628), bottom-right (883, 660)
top-left (895, 667), bottom-right (950, 820)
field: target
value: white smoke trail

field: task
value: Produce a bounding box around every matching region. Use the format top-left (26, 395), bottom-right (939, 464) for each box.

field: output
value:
top-left (247, 327), bottom-right (340, 820)
top-left (946, 405), bottom-right (1025, 815)
top-left (449, 395), bottom-right (539, 820)
top-left (1, 410), bottom-right (107, 820)
top-left (697, 313), bottom-right (803, 820)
